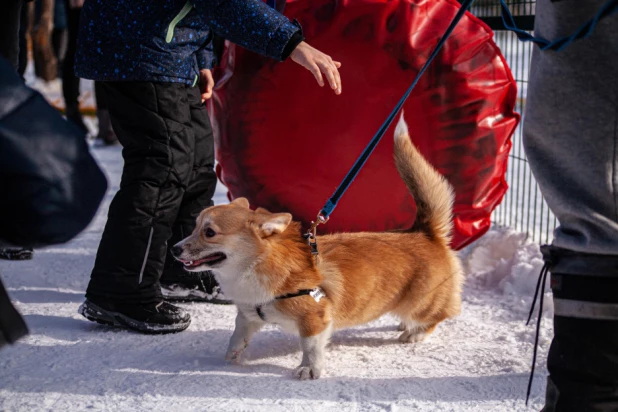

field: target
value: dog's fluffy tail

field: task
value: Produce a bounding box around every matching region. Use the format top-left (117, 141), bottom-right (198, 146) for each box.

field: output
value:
top-left (394, 113), bottom-right (455, 242)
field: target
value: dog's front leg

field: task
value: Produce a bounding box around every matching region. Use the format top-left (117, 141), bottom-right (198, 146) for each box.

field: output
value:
top-left (225, 310), bottom-right (263, 364)
top-left (296, 321), bottom-right (333, 380)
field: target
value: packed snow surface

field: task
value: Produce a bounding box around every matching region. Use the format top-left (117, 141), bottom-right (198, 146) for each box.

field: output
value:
top-left (0, 146), bottom-right (553, 411)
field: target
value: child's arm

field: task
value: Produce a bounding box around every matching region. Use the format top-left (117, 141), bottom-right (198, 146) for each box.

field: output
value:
top-left (194, 0), bottom-right (341, 94)
top-left (195, 0), bottom-right (302, 61)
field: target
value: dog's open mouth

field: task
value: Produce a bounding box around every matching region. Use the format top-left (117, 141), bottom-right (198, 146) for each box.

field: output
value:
top-left (181, 253), bottom-right (227, 268)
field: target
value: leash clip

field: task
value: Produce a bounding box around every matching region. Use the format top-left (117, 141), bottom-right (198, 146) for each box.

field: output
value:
top-left (305, 213), bottom-right (329, 256)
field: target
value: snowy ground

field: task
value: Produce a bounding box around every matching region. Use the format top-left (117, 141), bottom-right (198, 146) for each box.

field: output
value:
top-left (2, 38), bottom-right (555, 410)
top-left (0, 144), bottom-right (554, 411)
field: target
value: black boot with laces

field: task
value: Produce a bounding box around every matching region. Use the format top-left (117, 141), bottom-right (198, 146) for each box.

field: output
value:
top-left (78, 297), bottom-right (191, 334)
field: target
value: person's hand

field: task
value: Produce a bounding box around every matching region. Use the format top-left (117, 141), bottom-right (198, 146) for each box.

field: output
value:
top-left (199, 69), bottom-right (214, 103)
top-left (290, 41), bottom-right (341, 95)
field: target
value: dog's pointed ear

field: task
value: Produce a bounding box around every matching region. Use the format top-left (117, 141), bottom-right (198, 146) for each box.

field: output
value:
top-left (232, 197), bottom-right (250, 208)
top-left (259, 213), bottom-right (292, 237)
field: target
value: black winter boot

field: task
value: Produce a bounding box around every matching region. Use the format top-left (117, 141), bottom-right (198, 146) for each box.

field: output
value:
top-left (0, 247), bottom-right (33, 261)
top-left (540, 246), bottom-right (618, 412)
top-left (78, 298), bottom-right (191, 334)
top-left (160, 261), bottom-right (231, 304)
top-left (0, 277), bottom-right (29, 349)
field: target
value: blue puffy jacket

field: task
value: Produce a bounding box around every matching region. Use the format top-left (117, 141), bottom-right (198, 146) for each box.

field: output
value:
top-left (75, 0), bottom-right (303, 85)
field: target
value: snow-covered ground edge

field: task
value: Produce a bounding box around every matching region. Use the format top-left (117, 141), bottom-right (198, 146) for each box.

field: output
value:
top-left (0, 145), bottom-right (553, 411)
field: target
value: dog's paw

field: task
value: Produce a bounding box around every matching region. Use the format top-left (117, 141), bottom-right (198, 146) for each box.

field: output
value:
top-left (295, 365), bottom-right (321, 380)
top-left (225, 349), bottom-right (244, 364)
top-left (398, 330), bottom-right (428, 344)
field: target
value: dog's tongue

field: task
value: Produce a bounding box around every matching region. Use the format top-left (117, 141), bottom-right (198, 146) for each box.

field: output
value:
top-left (185, 253), bottom-right (223, 267)
top-left (185, 258), bottom-right (207, 267)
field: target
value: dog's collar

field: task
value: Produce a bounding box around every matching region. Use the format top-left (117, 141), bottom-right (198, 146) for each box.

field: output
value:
top-left (255, 287), bottom-right (326, 322)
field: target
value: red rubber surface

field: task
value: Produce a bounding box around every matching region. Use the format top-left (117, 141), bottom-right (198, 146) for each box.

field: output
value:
top-left (210, 0), bottom-right (519, 249)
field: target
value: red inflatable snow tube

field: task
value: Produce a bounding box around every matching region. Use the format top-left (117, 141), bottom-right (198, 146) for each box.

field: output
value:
top-left (210, 0), bottom-right (519, 250)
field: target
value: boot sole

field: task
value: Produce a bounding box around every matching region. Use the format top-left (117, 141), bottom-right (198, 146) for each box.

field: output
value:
top-left (0, 249), bottom-right (34, 261)
top-left (162, 294), bottom-right (232, 304)
top-left (78, 300), bottom-right (190, 335)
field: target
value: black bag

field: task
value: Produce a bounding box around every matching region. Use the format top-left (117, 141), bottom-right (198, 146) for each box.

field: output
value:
top-left (0, 56), bottom-right (107, 347)
top-left (0, 57), bottom-right (107, 247)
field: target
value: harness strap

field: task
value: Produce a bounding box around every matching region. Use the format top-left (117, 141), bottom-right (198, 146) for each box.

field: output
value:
top-left (256, 305), bottom-right (267, 321)
top-left (255, 287), bottom-right (326, 322)
top-left (275, 289), bottom-right (315, 300)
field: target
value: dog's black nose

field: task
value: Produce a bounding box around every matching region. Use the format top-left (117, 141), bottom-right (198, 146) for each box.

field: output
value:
top-left (170, 245), bottom-right (183, 258)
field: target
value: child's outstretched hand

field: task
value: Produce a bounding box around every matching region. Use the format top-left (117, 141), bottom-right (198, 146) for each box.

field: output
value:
top-left (290, 41), bottom-right (342, 95)
top-left (200, 69), bottom-right (214, 103)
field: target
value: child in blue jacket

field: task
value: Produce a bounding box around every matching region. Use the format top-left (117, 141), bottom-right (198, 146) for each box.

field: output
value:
top-left (75, 0), bottom-right (342, 334)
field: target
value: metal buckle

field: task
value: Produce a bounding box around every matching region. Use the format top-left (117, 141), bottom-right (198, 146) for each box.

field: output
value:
top-left (309, 288), bottom-right (326, 303)
top-left (305, 213), bottom-right (328, 256)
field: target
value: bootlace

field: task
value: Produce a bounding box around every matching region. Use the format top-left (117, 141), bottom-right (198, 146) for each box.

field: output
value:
top-left (525, 261), bottom-right (551, 405)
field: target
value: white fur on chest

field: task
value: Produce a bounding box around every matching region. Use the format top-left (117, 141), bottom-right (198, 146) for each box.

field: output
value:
top-left (238, 303), bottom-right (298, 334)
top-left (211, 265), bottom-right (273, 305)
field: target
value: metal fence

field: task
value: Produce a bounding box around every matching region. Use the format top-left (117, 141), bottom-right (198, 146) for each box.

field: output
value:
top-left (469, 0), bottom-right (557, 244)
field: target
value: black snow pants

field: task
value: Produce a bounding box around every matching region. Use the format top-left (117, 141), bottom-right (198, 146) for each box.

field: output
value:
top-left (86, 82), bottom-right (217, 304)
top-left (0, 0), bottom-right (23, 71)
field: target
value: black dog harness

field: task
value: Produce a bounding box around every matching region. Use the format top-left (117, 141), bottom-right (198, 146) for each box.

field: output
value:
top-left (255, 287), bottom-right (326, 322)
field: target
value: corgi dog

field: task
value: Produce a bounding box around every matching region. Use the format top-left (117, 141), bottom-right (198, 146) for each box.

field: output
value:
top-left (171, 115), bottom-right (463, 380)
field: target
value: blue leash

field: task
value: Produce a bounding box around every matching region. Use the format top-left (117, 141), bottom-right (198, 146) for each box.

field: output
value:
top-left (302, 0), bottom-right (475, 253)
top-left (308, 0), bottom-right (618, 233)
top-left (318, 0), bottom-right (475, 221)
top-left (500, 0), bottom-right (618, 51)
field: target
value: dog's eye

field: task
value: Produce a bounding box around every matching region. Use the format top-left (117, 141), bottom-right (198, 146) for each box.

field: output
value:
top-left (205, 228), bottom-right (216, 238)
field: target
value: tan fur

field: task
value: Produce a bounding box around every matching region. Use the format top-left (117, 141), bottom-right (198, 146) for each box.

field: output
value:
top-left (174, 115), bottom-right (463, 378)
